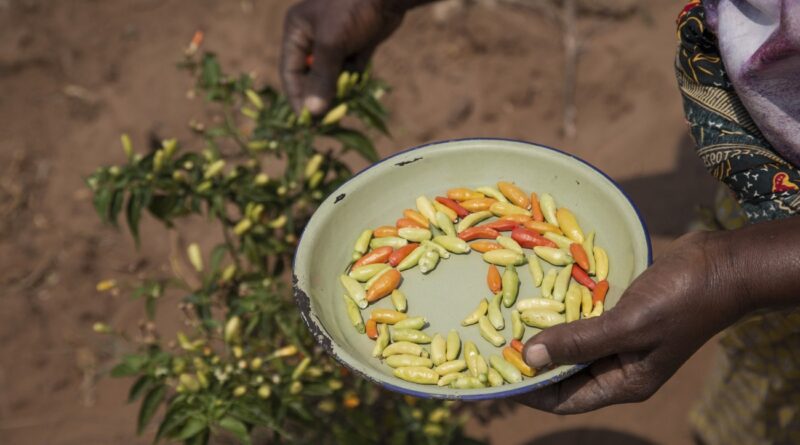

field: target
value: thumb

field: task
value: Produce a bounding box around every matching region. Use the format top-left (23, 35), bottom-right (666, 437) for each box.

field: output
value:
top-left (523, 311), bottom-right (637, 369)
top-left (303, 42), bottom-right (344, 115)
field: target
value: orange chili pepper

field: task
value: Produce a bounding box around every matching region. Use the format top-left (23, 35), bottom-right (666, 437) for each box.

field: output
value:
top-left (305, 54), bottom-right (314, 67)
top-left (569, 243), bottom-right (590, 271)
top-left (447, 188), bottom-right (484, 201)
top-left (460, 198), bottom-right (497, 212)
top-left (343, 393), bottom-right (360, 409)
top-left (374, 225), bottom-right (398, 238)
top-left (523, 220), bottom-right (563, 235)
top-left (403, 209), bottom-right (429, 228)
top-left (487, 265), bottom-right (502, 293)
top-left (593, 280), bottom-right (609, 304)
top-left (470, 241), bottom-right (503, 253)
top-left (530, 192), bottom-right (544, 222)
top-left (511, 226), bottom-right (557, 248)
top-left (396, 217), bottom-right (425, 229)
top-left (502, 214), bottom-right (531, 225)
top-left (502, 347), bottom-right (535, 377)
top-left (571, 265), bottom-right (596, 290)
top-left (497, 182), bottom-right (530, 209)
top-left (366, 269), bottom-right (402, 303)
top-left (458, 226), bottom-right (500, 241)
top-left (435, 196), bottom-right (470, 218)
top-left (510, 339), bottom-right (524, 354)
top-left (481, 219), bottom-right (518, 232)
top-left (388, 243), bottom-right (419, 267)
top-left (352, 246), bottom-right (392, 269)
top-left (365, 318), bottom-right (378, 340)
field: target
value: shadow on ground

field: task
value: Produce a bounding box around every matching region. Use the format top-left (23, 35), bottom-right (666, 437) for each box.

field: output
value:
top-left (617, 134), bottom-right (719, 237)
top-left (524, 428), bottom-right (657, 445)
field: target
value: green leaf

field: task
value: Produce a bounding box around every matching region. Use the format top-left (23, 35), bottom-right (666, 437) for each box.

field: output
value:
top-left (137, 384), bottom-right (166, 434)
top-left (148, 194), bottom-right (179, 220)
top-left (176, 417), bottom-right (207, 440)
top-left (218, 416), bottom-right (251, 445)
top-left (200, 53), bottom-right (221, 90)
top-left (93, 187), bottom-right (112, 223)
top-left (109, 188), bottom-right (125, 226)
top-left (208, 244), bottom-right (228, 275)
top-left (327, 128), bottom-right (379, 163)
top-left (126, 189), bottom-right (143, 244)
top-left (110, 354), bottom-right (148, 377)
top-left (155, 402), bottom-right (190, 441)
top-left (128, 376), bottom-right (152, 403)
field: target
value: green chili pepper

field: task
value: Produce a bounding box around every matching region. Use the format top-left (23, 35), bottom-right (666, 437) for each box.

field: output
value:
top-left (342, 294), bottom-right (365, 334)
top-left (391, 289), bottom-right (408, 313)
top-left (553, 264), bottom-right (573, 302)
top-left (432, 235), bottom-right (470, 254)
top-left (497, 236), bottom-right (523, 254)
top-left (418, 249), bottom-right (440, 274)
top-left (386, 354), bottom-right (433, 368)
top-left (446, 330), bottom-right (461, 361)
top-left (393, 366), bottom-right (439, 385)
top-left (394, 317), bottom-right (427, 330)
top-left (456, 210), bottom-right (492, 233)
top-left (520, 309), bottom-right (566, 328)
top-left (431, 334), bottom-right (446, 366)
top-left (502, 266), bottom-right (520, 307)
top-left (462, 299), bottom-right (488, 326)
top-left (391, 329), bottom-right (432, 344)
top-left (435, 211), bottom-right (456, 237)
top-left (490, 355), bottom-right (522, 384)
top-left (479, 316), bottom-right (506, 347)
top-left (511, 310), bottom-right (524, 340)
top-left (340, 275), bottom-right (367, 309)
top-left (488, 292), bottom-right (505, 330)
top-left (372, 323), bottom-right (389, 357)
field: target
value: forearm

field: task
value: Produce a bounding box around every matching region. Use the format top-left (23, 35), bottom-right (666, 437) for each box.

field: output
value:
top-left (712, 214), bottom-right (800, 315)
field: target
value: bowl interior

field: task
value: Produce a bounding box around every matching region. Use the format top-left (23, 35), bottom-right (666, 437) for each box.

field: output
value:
top-left (293, 138), bottom-right (651, 400)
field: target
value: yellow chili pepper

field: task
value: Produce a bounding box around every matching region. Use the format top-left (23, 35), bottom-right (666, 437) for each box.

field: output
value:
top-left (556, 208), bottom-right (584, 243)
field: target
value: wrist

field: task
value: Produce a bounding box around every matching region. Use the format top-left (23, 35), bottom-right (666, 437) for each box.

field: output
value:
top-left (707, 215), bottom-right (800, 317)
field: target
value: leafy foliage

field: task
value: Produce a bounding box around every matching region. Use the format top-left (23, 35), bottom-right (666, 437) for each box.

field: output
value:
top-left (88, 44), bottom-right (481, 444)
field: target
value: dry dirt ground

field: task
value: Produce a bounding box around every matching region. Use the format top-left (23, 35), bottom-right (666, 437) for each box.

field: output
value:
top-left (0, 0), bottom-right (722, 443)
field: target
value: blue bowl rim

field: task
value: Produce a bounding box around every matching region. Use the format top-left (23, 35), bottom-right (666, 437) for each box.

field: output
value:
top-left (292, 137), bottom-right (653, 400)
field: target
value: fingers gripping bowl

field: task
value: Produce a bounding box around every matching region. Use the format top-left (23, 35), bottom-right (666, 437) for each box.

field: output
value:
top-left (293, 138), bottom-right (652, 400)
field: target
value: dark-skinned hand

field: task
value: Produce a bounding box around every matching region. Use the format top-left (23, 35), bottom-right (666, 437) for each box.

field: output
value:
top-left (517, 231), bottom-right (748, 414)
top-left (280, 0), bottom-right (406, 115)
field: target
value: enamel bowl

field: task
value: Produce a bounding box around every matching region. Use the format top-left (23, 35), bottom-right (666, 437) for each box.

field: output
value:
top-left (293, 138), bottom-right (651, 400)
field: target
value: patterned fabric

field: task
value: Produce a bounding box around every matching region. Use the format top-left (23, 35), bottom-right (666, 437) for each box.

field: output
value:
top-left (676, 2), bottom-right (800, 444)
top-left (676, 0), bottom-right (800, 222)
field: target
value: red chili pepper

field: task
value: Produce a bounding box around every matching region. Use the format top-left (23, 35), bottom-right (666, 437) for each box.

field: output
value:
top-left (435, 196), bottom-right (470, 218)
top-left (352, 246), bottom-right (393, 269)
top-left (572, 266), bottom-right (596, 290)
top-left (388, 243), bottom-right (419, 267)
top-left (510, 226), bottom-right (557, 249)
top-left (305, 54), bottom-right (314, 67)
top-left (481, 219), bottom-right (518, 232)
top-left (569, 243), bottom-right (590, 271)
top-left (593, 280), bottom-right (609, 304)
top-left (457, 226), bottom-right (500, 241)
top-left (510, 339), bottom-right (524, 354)
top-left (365, 318), bottom-right (378, 340)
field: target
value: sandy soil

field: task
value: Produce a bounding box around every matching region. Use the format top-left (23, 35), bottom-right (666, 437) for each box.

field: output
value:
top-left (0, 0), bottom-right (722, 443)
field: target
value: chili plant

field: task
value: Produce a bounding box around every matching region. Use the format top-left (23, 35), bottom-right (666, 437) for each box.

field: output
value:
top-left (88, 38), bottom-right (484, 445)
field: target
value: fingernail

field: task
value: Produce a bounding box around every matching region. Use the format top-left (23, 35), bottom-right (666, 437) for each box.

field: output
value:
top-left (304, 96), bottom-right (325, 114)
top-left (525, 343), bottom-right (551, 368)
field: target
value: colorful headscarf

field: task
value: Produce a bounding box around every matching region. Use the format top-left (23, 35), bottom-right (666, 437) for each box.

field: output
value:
top-left (676, 0), bottom-right (800, 222)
